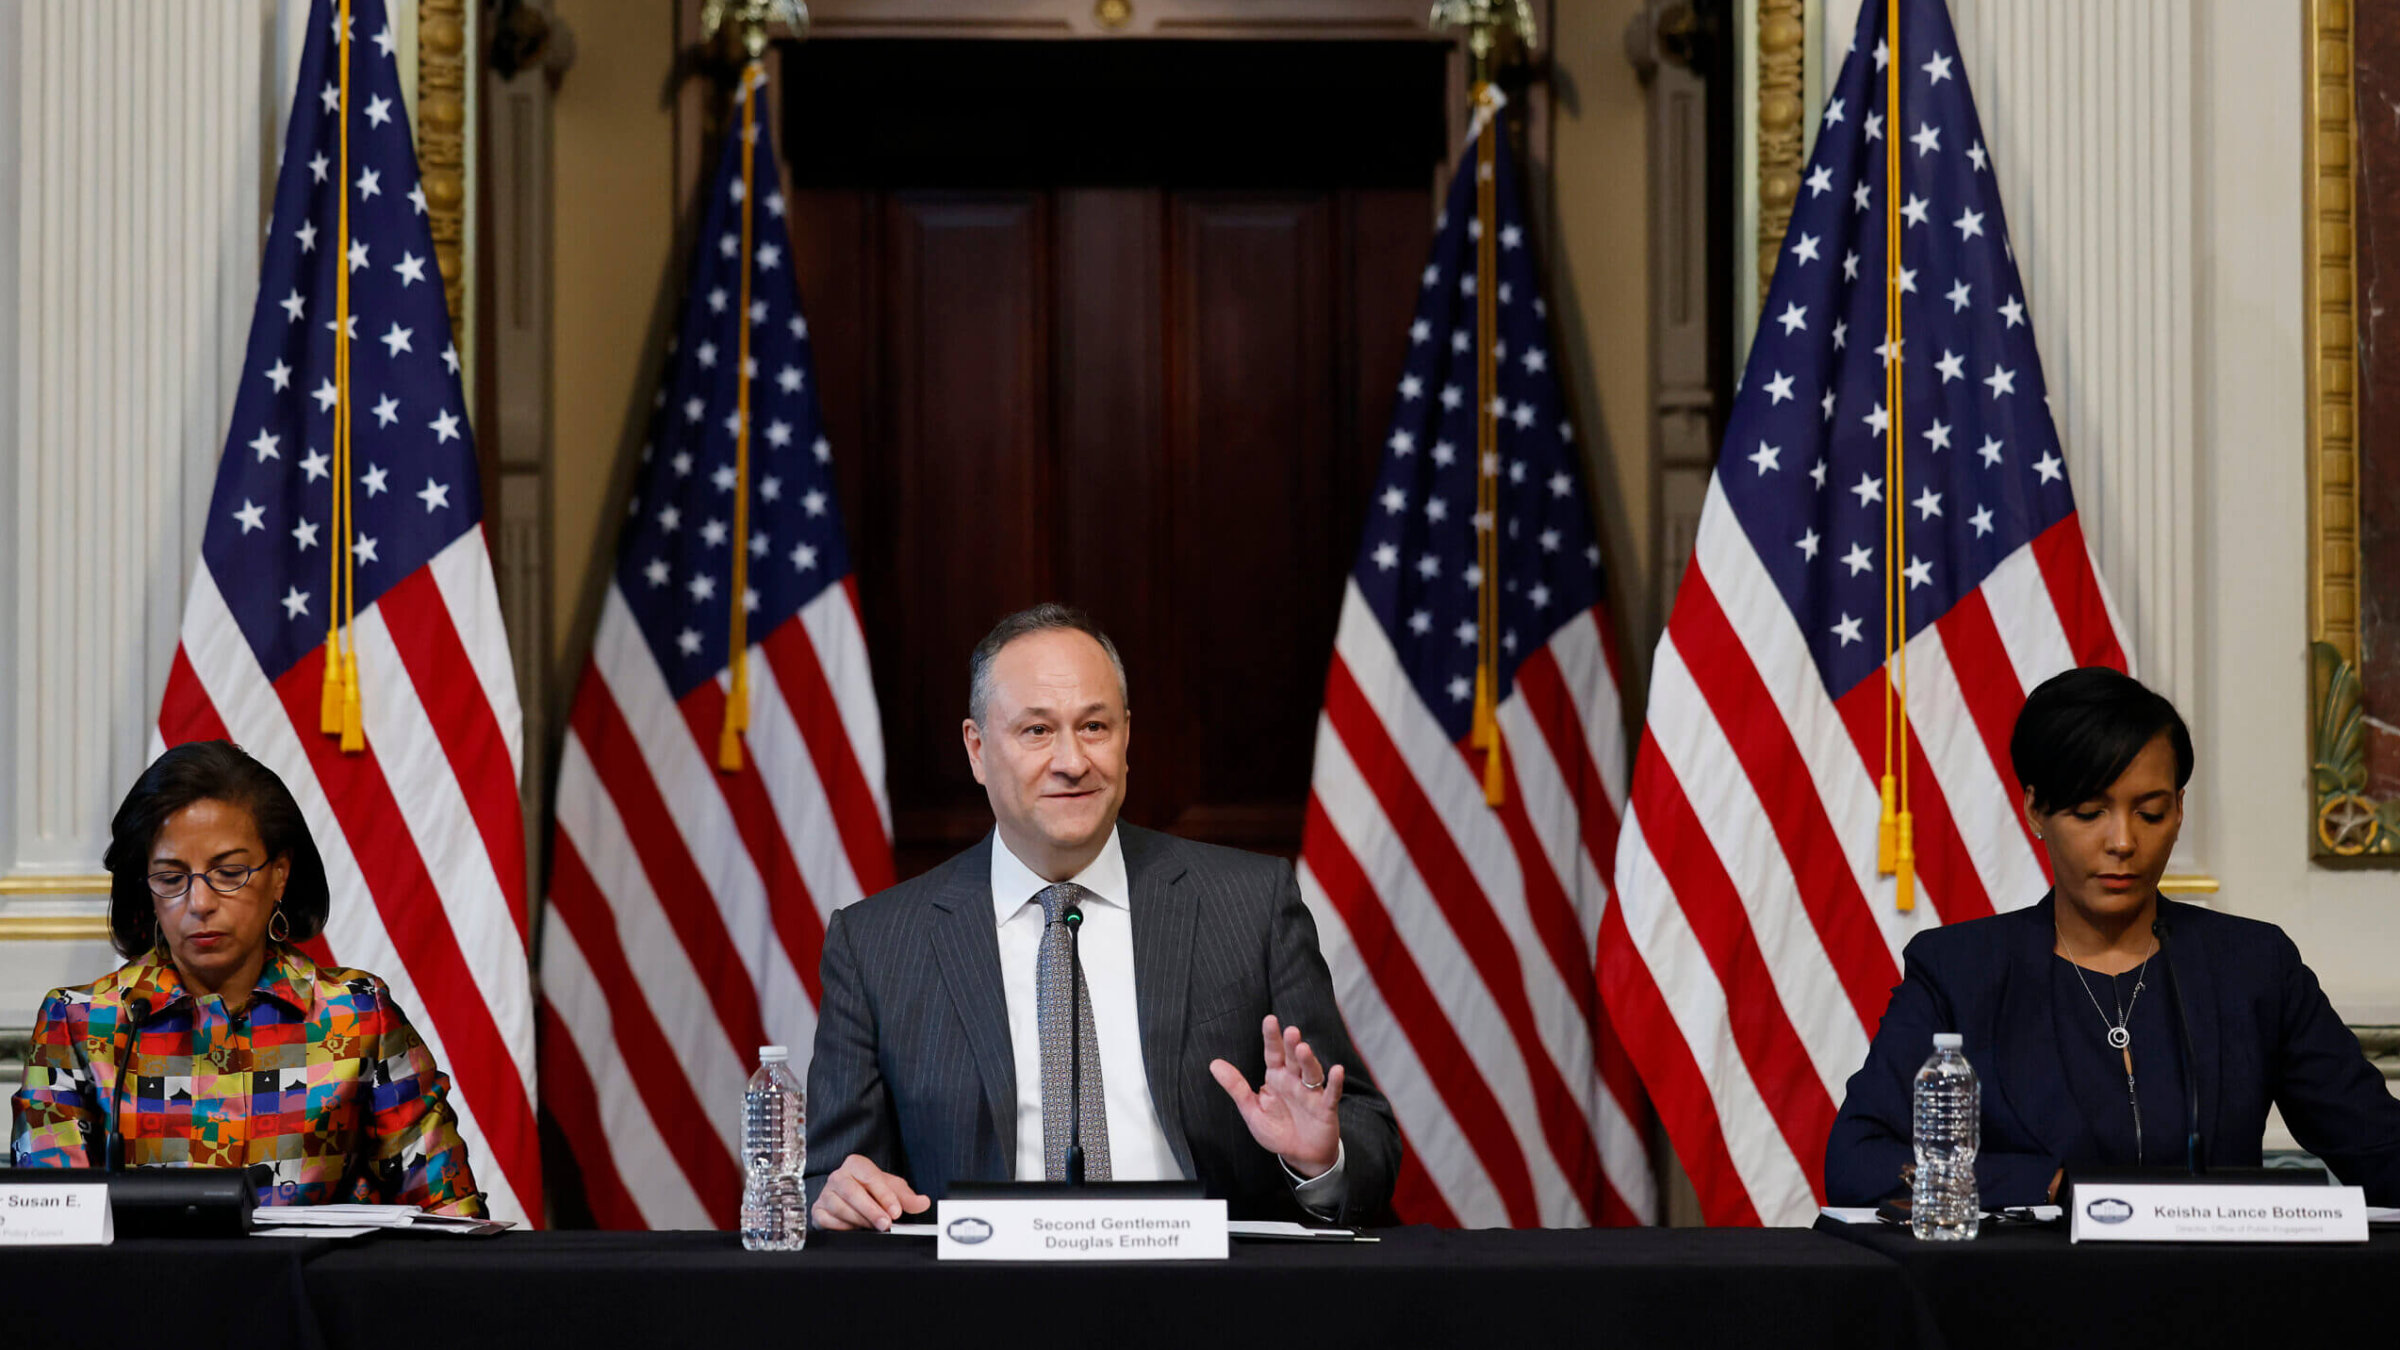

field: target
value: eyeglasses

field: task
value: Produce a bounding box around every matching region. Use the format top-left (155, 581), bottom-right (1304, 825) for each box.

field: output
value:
top-left (146, 863), bottom-right (268, 901)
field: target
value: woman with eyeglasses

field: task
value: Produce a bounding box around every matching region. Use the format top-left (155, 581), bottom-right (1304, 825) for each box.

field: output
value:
top-left (9, 740), bottom-right (483, 1215)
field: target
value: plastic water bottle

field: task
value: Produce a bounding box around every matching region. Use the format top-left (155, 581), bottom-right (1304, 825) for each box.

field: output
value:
top-left (1911, 1032), bottom-right (1980, 1240)
top-left (741, 1045), bottom-right (807, 1252)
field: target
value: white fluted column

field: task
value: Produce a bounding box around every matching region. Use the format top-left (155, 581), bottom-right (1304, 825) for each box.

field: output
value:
top-left (3, 0), bottom-right (283, 884)
top-left (1948, 0), bottom-right (2200, 720)
top-left (0, 4), bottom-right (298, 1027)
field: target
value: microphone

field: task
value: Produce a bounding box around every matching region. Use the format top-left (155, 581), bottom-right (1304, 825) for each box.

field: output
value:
top-left (104, 997), bottom-right (151, 1175)
top-left (2152, 916), bottom-right (2206, 1174)
top-left (1063, 900), bottom-right (1088, 1187)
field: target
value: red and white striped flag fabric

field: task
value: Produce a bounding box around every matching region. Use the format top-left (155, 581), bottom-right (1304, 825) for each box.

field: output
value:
top-left (537, 71), bottom-right (893, 1230)
top-left (1297, 102), bottom-right (1656, 1228)
top-left (155, 0), bottom-right (542, 1226)
top-left (1600, 0), bottom-right (2130, 1227)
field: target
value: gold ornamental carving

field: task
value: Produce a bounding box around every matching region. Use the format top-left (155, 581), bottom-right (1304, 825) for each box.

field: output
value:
top-left (418, 0), bottom-right (470, 333)
top-left (703, 0), bottom-right (810, 58)
top-left (1756, 0), bottom-right (1804, 296)
top-left (1430, 1), bottom-right (1538, 82)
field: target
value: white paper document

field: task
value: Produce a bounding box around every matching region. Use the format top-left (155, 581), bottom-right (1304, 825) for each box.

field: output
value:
top-left (887, 1218), bottom-right (1360, 1241)
top-left (253, 1225), bottom-right (382, 1239)
top-left (1227, 1220), bottom-right (1358, 1240)
top-left (1816, 1205), bottom-right (2061, 1226)
top-left (252, 1204), bottom-right (421, 1228)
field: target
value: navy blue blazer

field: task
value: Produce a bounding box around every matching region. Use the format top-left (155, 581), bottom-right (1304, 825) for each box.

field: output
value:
top-left (1826, 895), bottom-right (2400, 1207)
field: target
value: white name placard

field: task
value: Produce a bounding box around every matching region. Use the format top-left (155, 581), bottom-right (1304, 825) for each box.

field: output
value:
top-left (2071, 1183), bottom-right (2367, 1243)
top-left (935, 1197), bottom-right (1228, 1262)
top-left (0, 1184), bottom-right (114, 1246)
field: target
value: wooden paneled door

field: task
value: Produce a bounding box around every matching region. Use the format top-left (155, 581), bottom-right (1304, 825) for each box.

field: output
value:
top-left (779, 39), bottom-right (1446, 876)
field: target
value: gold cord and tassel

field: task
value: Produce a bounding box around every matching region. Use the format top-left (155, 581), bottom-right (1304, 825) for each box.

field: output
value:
top-left (1880, 0), bottom-right (1914, 910)
top-left (1469, 81), bottom-right (1506, 809)
top-left (718, 63), bottom-right (764, 773)
top-left (322, 0), bottom-right (365, 755)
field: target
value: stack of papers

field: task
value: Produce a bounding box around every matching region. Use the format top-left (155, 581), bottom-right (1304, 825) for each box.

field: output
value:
top-left (1817, 1207), bottom-right (1887, 1225)
top-left (1817, 1205), bottom-right (2062, 1225)
top-left (251, 1204), bottom-right (514, 1239)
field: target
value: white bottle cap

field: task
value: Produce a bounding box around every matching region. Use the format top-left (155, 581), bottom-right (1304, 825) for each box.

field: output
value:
top-left (1932, 1032), bottom-right (1963, 1050)
top-left (759, 1045), bottom-right (789, 1062)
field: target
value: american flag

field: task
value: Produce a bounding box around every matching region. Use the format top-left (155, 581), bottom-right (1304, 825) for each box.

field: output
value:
top-left (1601, 0), bottom-right (2130, 1227)
top-left (538, 69), bottom-right (893, 1230)
top-left (1297, 98), bottom-right (1655, 1227)
top-left (153, 0), bottom-right (542, 1226)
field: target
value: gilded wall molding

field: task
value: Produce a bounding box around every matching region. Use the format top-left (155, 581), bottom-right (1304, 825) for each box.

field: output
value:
top-left (0, 917), bottom-right (112, 941)
top-left (0, 874), bottom-right (111, 939)
top-left (417, 0), bottom-right (470, 332)
top-left (0, 875), bottom-right (110, 897)
top-left (2305, 0), bottom-right (2397, 857)
top-left (1755, 0), bottom-right (1804, 297)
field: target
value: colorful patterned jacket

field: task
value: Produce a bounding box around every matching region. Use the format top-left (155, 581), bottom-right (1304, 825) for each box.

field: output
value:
top-left (9, 943), bottom-right (485, 1215)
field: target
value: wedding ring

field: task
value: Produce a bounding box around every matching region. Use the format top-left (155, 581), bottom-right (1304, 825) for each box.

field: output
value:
top-left (1301, 1077), bottom-right (1327, 1091)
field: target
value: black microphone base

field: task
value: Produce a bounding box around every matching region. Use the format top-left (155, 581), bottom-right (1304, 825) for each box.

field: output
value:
top-left (1065, 1146), bottom-right (1086, 1187)
top-left (0, 1166), bottom-right (255, 1237)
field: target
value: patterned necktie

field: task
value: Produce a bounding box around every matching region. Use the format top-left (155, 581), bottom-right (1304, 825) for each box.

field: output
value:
top-left (1035, 881), bottom-right (1111, 1182)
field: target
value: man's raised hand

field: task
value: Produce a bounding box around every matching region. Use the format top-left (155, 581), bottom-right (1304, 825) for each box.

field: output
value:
top-left (1207, 1014), bottom-right (1344, 1177)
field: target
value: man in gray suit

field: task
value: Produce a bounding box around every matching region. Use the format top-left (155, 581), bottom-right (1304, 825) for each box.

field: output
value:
top-left (807, 604), bottom-right (1400, 1229)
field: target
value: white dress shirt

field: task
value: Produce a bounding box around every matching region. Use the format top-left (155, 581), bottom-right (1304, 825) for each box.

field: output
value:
top-left (992, 827), bottom-right (1185, 1182)
top-left (990, 829), bottom-right (1345, 1213)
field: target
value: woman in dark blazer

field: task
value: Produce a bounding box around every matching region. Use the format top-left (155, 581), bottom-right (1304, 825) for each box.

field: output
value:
top-left (1826, 667), bottom-right (2400, 1208)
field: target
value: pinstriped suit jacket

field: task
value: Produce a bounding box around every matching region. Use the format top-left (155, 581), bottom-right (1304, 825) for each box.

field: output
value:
top-left (805, 823), bottom-right (1401, 1224)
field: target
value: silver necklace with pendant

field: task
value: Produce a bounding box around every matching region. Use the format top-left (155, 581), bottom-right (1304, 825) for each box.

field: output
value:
top-left (2060, 929), bottom-right (2154, 1163)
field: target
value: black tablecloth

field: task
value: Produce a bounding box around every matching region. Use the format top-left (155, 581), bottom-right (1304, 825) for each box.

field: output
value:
top-left (1819, 1217), bottom-right (2398, 1348)
top-left (299, 1227), bottom-right (1916, 1350)
top-left (16, 1222), bottom-right (2397, 1350)
top-left (5, 1236), bottom-right (340, 1350)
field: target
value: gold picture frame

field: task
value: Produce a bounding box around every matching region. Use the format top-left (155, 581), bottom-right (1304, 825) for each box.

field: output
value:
top-left (2306, 0), bottom-right (2399, 857)
top-left (417, 0), bottom-right (470, 333)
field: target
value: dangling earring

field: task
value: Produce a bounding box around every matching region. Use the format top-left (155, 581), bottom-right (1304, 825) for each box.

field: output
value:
top-left (268, 908), bottom-right (291, 943)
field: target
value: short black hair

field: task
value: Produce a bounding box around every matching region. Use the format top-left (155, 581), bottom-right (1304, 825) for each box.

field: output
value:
top-left (967, 603), bottom-right (1128, 724)
top-left (101, 741), bottom-right (331, 958)
top-left (2009, 667), bottom-right (2194, 814)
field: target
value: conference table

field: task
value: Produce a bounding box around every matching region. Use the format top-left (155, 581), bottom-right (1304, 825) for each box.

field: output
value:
top-left (13, 1221), bottom-right (2393, 1350)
